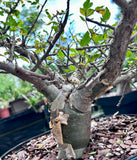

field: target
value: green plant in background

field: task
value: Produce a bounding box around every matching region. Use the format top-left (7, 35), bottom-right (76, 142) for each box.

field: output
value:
top-left (27, 92), bottom-right (43, 106)
top-left (0, 69), bottom-right (45, 110)
top-left (26, 91), bottom-right (44, 112)
top-left (0, 100), bottom-right (9, 109)
top-left (0, 74), bottom-right (16, 102)
top-left (0, 74), bottom-right (36, 107)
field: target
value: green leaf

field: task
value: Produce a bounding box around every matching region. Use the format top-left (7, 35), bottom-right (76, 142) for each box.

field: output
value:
top-left (101, 7), bottom-right (111, 22)
top-left (10, 27), bottom-right (17, 31)
top-left (44, 65), bottom-right (49, 68)
top-left (83, 0), bottom-right (93, 9)
top-left (80, 8), bottom-right (85, 16)
top-left (61, 36), bottom-right (66, 42)
top-left (31, 0), bottom-right (39, 5)
top-left (47, 57), bottom-right (54, 60)
top-left (95, 6), bottom-right (104, 11)
top-left (22, 4), bottom-right (25, 7)
top-left (80, 0), bottom-right (93, 17)
top-left (106, 153), bottom-right (112, 157)
top-left (20, 28), bottom-right (27, 35)
top-left (56, 44), bottom-right (61, 47)
top-left (89, 29), bottom-right (96, 39)
top-left (79, 63), bottom-right (86, 66)
top-left (17, 20), bottom-right (24, 27)
top-left (0, 11), bottom-right (4, 16)
top-left (88, 151), bottom-right (97, 155)
top-left (116, 140), bottom-right (121, 145)
top-left (88, 53), bottom-right (101, 63)
top-left (88, 71), bottom-right (92, 76)
top-left (94, 35), bottom-right (104, 44)
top-left (69, 53), bottom-right (77, 57)
top-left (45, 9), bottom-right (52, 20)
top-left (58, 50), bottom-right (65, 58)
top-left (19, 56), bottom-right (29, 63)
top-left (14, 53), bottom-right (19, 58)
top-left (52, 26), bottom-right (58, 32)
top-left (47, 21), bottom-right (58, 25)
top-left (63, 69), bottom-right (71, 73)
top-left (80, 16), bottom-right (85, 21)
top-left (80, 31), bottom-right (90, 47)
top-left (12, 10), bottom-right (20, 18)
top-left (70, 65), bottom-right (76, 71)
top-left (70, 48), bottom-right (77, 53)
top-left (6, 2), bottom-right (11, 8)
top-left (87, 8), bottom-right (94, 16)
top-left (7, 15), bottom-right (17, 27)
top-left (126, 50), bottom-right (133, 58)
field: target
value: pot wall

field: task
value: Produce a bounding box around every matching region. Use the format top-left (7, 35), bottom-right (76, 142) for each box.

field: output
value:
top-left (0, 108), bottom-right (10, 119)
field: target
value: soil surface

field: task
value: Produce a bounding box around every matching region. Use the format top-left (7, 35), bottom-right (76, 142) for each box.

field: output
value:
top-left (2, 114), bottom-right (137, 160)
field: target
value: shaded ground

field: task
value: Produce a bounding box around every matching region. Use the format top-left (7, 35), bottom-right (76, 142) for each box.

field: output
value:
top-left (2, 114), bottom-right (137, 160)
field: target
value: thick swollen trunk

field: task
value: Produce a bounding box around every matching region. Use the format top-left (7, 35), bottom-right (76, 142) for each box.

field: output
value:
top-left (61, 103), bottom-right (91, 158)
top-left (50, 87), bottom-right (91, 159)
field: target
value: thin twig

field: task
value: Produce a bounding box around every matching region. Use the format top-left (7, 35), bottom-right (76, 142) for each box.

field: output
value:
top-left (0, 7), bottom-right (9, 13)
top-left (9, 32), bottom-right (15, 62)
top-left (0, 71), bottom-right (9, 74)
top-left (116, 82), bottom-right (128, 107)
top-left (130, 33), bottom-right (137, 42)
top-left (23, 0), bottom-right (48, 44)
top-left (90, 63), bottom-right (100, 72)
top-left (86, 18), bottom-right (115, 30)
top-left (3, 0), bottom-right (20, 34)
top-left (76, 43), bottom-right (111, 50)
top-left (30, 51), bottom-right (40, 71)
top-left (130, 81), bottom-right (137, 90)
top-left (32, 0), bottom-right (70, 71)
top-left (67, 45), bottom-right (70, 67)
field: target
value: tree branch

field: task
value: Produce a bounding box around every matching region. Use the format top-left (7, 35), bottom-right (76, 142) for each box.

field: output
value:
top-left (86, 18), bottom-right (115, 30)
top-left (0, 62), bottom-right (60, 102)
top-left (23, 0), bottom-right (48, 44)
top-left (3, 0), bottom-right (20, 34)
top-left (77, 2), bottom-right (137, 101)
top-left (32, 0), bottom-right (70, 71)
top-left (76, 43), bottom-right (111, 50)
top-left (14, 45), bottom-right (65, 88)
top-left (130, 32), bottom-right (137, 42)
top-left (15, 65), bottom-right (50, 80)
top-left (113, 70), bottom-right (137, 86)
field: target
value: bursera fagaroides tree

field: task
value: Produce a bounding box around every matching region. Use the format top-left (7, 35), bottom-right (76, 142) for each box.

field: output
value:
top-left (1, 0), bottom-right (137, 159)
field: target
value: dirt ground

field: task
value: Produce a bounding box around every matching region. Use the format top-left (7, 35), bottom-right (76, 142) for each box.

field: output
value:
top-left (2, 114), bottom-right (137, 160)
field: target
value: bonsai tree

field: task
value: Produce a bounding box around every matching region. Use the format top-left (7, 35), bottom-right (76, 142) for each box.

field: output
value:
top-left (1, 0), bottom-right (137, 159)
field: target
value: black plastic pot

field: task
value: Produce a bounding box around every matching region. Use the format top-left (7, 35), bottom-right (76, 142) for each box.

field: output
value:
top-left (126, 153), bottom-right (137, 160)
top-left (96, 90), bottom-right (137, 115)
top-left (0, 106), bottom-right (50, 157)
top-left (1, 111), bottom-right (137, 160)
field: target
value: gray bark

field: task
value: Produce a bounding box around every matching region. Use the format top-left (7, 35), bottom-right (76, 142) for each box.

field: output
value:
top-left (116, 81), bottom-right (131, 95)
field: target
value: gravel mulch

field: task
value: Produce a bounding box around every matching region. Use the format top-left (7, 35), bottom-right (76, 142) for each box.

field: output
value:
top-left (2, 114), bottom-right (137, 160)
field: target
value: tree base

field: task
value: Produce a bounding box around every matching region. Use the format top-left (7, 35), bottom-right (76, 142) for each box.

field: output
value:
top-left (58, 145), bottom-right (86, 159)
